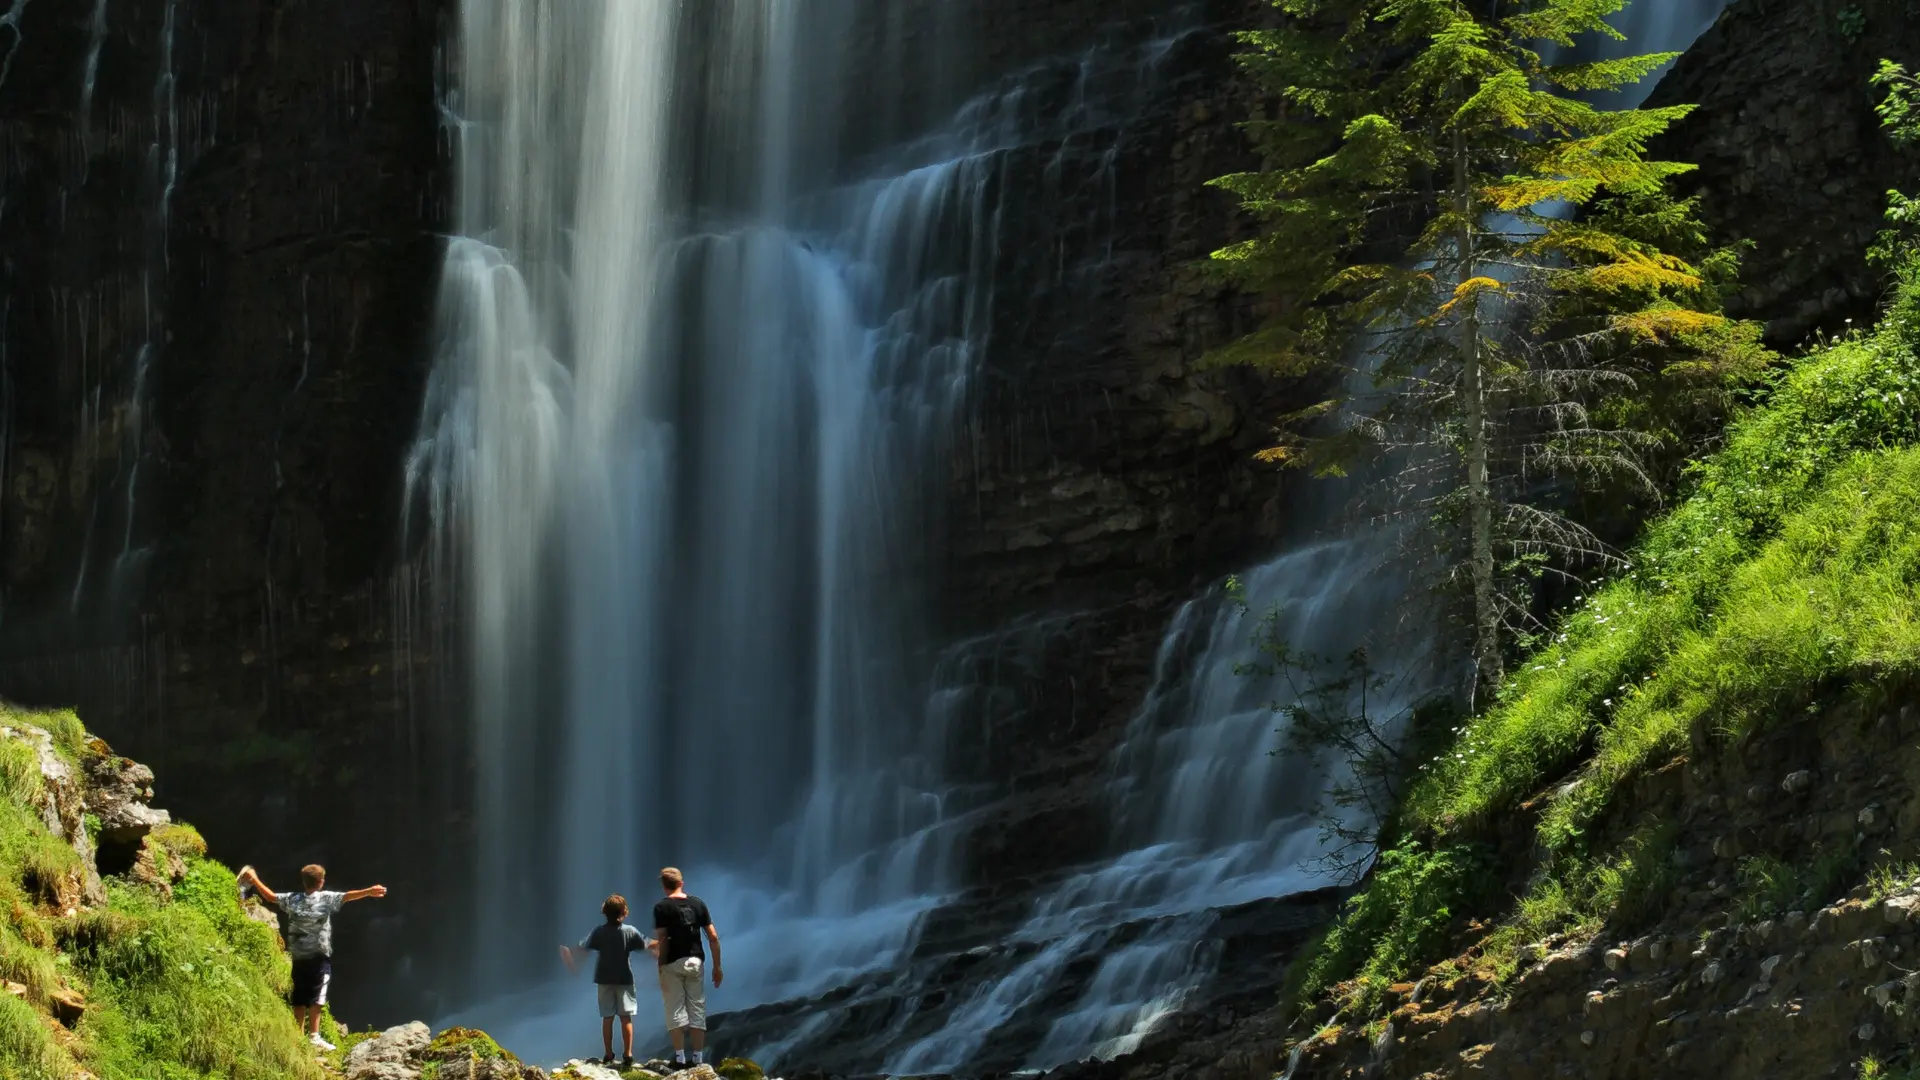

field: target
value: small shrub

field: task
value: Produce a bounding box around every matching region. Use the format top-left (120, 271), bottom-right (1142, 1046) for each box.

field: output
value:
top-left (1860, 1054), bottom-right (1920, 1080)
top-left (147, 825), bottom-right (207, 862)
top-left (1475, 876), bottom-right (1588, 989)
top-left (1867, 857), bottom-right (1920, 902)
top-left (1295, 840), bottom-right (1491, 1014)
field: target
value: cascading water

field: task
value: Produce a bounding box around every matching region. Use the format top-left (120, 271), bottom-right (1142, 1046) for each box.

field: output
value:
top-left (410, 0), bottom-right (1732, 1069)
top-left (889, 544), bottom-right (1425, 1075)
top-left (409, 1), bottom-right (1190, 1061)
top-left (884, 3), bottom-right (1738, 1072)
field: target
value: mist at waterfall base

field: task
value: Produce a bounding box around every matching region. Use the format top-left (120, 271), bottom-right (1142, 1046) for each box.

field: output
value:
top-left (412, 0), bottom-right (1735, 1070)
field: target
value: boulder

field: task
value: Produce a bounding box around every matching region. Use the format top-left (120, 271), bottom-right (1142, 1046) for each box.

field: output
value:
top-left (0, 724), bottom-right (103, 903)
top-left (82, 753), bottom-right (170, 846)
top-left (435, 1059), bottom-right (527, 1080)
top-left (46, 988), bottom-right (84, 1028)
top-left (345, 1021), bottom-right (433, 1080)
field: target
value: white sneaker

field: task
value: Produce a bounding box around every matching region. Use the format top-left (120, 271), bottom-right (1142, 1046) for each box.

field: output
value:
top-left (310, 1033), bottom-right (336, 1052)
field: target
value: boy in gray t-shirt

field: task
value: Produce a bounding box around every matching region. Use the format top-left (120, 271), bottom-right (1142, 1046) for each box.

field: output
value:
top-left (238, 863), bottom-right (388, 1052)
top-left (561, 894), bottom-right (654, 1068)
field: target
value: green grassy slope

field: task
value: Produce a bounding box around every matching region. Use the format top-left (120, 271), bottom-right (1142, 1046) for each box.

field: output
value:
top-left (1294, 271), bottom-right (1920, 1015)
top-left (0, 705), bottom-right (321, 1080)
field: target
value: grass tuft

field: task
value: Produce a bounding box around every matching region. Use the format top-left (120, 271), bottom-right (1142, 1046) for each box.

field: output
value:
top-left (0, 991), bottom-right (75, 1080)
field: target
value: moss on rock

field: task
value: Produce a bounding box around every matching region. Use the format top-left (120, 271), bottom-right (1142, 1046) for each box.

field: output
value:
top-left (715, 1058), bottom-right (765, 1080)
top-left (426, 1025), bottom-right (520, 1063)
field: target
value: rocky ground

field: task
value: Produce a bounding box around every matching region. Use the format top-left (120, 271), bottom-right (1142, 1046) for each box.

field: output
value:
top-left (326, 1021), bottom-right (770, 1080)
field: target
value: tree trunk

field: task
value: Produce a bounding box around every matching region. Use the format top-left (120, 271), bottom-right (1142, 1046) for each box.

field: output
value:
top-left (1455, 127), bottom-right (1502, 699)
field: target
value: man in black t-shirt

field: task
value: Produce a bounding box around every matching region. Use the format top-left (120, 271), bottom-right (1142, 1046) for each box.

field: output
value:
top-left (653, 867), bottom-right (723, 1067)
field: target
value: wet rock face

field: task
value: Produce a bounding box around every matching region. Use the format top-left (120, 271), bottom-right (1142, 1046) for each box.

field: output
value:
top-left (0, 0), bottom-right (452, 1023)
top-left (1651, 0), bottom-right (1920, 345)
top-left (944, 0), bottom-right (1299, 625)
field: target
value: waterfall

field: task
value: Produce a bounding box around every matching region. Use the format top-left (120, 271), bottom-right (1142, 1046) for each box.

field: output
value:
top-left (885, 3), bottom-right (1739, 1071)
top-left (410, 2), bottom-right (1185, 1056)
top-left (889, 543), bottom-right (1425, 1075)
top-left (410, 0), bottom-right (1734, 1068)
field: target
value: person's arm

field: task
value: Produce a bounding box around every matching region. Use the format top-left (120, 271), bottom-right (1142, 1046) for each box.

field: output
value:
top-left (342, 885), bottom-right (388, 902)
top-left (704, 922), bottom-right (723, 987)
top-left (237, 866), bottom-right (279, 905)
top-left (561, 930), bottom-right (596, 973)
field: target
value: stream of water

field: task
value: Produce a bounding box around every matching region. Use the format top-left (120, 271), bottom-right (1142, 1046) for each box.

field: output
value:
top-left (411, 0), bottom-right (1732, 1069)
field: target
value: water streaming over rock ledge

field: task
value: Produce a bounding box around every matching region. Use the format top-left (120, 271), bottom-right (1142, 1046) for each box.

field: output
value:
top-left (406, 0), bottom-right (1736, 1070)
top-left (408, 0), bottom-right (1199, 1064)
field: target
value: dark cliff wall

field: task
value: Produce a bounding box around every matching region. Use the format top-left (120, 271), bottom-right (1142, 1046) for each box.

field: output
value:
top-left (944, 0), bottom-right (1294, 625)
top-left (0, 0), bottom-right (1290, 1025)
top-left (0, 0), bottom-right (452, 1020)
top-left (1651, 0), bottom-right (1920, 345)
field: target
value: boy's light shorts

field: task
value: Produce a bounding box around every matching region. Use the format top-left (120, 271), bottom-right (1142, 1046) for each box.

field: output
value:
top-left (597, 983), bottom-right (638, 1018)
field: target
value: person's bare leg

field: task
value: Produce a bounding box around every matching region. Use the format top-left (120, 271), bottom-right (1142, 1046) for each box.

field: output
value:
top-left (621, 1018), bottom-right (634, 1059)
top-left (690, 1029), bottom-right (706, 1053)
top-left (669, 1027), bottom-right (685, 1053)
top-left (309, 1008), bottom-right (324, 1036)
top-left (602, 1017), bottom-right (615, 1059)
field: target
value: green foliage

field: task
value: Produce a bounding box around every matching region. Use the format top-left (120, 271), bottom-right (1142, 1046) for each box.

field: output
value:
top-left (0, 992), bottom-right (73, 1080)
top-left (0, 708), bottom-right (320, 1080)
top-left (1211, 0), bottom-right (1766, 692)
top-left (68, 858), bottom-right (319, 1080)
top-left (0, 707), bottom-right (89, 766)
top-left (716, 1058), bottom-right (767, 1080)
top-left (1868, 856), bottom-right (1920, 903)
top-left (1293, 840), bottom-right (1489, 1014)
top-left (1860, 1053), bottom-right (1920, 1080)
top-left (1874, 61), bottom-right (1920, 268)
top-left (1729, 852), bottom-right (1847, 924)
top-left (148, 825), bottom-right (209, 862)
top-left (1839, 7), bottom-right (1870, 43)
top-left (1406, 320), bottom-right (1920, 839)
top-left (1292, 248), bottom-right (1920, 1022)
top-left (0, 737), bottom-right (42, 808)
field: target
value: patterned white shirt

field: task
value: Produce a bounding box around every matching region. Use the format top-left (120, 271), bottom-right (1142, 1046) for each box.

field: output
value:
top-left (281, 890), bottom-right (346, 959)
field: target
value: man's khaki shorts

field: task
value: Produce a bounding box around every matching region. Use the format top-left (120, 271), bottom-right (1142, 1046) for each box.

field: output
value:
top-left (658, 956), bottom-right (707, 1030)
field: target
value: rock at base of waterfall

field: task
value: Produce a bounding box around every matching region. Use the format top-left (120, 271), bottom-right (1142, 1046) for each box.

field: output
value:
top-left (345, 1022), bottom-right (433, 1080)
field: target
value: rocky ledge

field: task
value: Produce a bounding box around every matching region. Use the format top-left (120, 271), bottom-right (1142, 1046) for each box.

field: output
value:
top-left (331, 1018), bottom-right (774, 1080)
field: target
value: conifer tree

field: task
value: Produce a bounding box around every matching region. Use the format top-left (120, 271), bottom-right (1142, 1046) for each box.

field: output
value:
top-left (1211, 0), bottom-right (1754, 695)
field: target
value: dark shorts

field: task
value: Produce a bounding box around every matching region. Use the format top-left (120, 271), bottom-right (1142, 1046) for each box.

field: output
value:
top-left (290, 956), bottom-right (332, 1007)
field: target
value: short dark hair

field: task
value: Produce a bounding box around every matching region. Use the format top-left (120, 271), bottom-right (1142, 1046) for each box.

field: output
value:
top-left (300, 864), bottom-right (326, 890)
top-left (660, 867), bottom-right (682, 891)
top-left (602, 894), bottom-right (628, 922)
